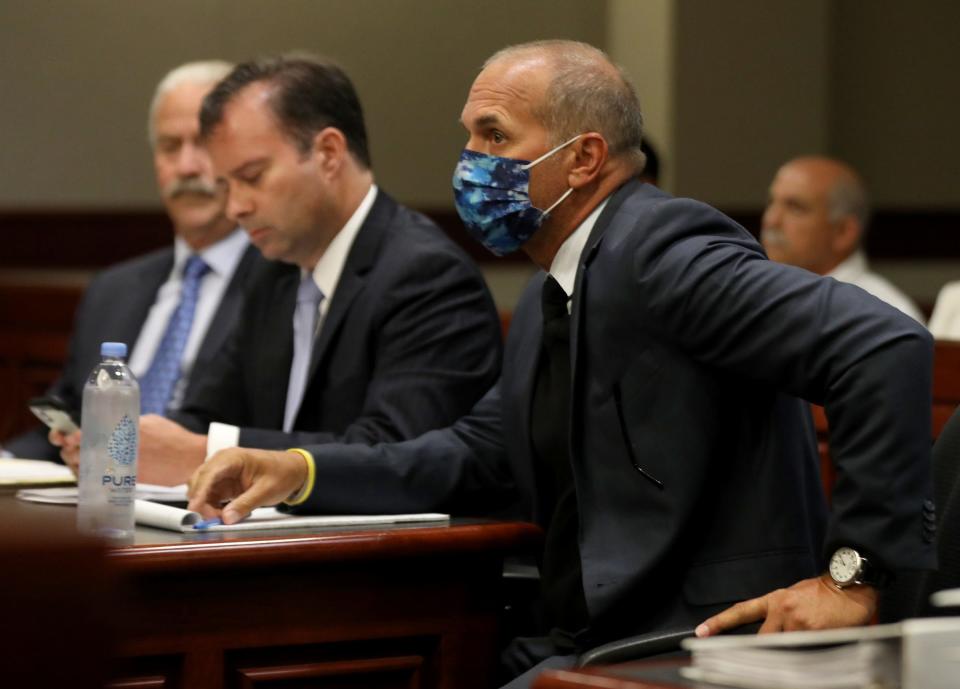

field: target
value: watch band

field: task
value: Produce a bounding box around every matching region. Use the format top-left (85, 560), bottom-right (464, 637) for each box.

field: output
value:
top-left (830, 547), bottom-right (892, 589)
top-left (854, 554), bottom-right (892, 589)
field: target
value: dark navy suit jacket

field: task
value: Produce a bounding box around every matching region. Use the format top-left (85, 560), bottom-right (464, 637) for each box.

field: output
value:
top-left (175, 189), bottom-right (503, 449)
top-left (6, 242), bottom-right (263, 461)
top-left (285, 180), bottom-right (935, 643)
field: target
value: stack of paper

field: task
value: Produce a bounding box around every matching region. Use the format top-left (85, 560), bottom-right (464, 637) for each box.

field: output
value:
top-left (0, 458), bottom-right (75, 487)
top-left (682, 628), bottom-right (899, 689)
top-left (681, 619), bottom-right (960, 689)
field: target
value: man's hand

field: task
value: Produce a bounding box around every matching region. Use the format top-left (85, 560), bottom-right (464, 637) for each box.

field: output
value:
top-left (49, 428), bottom-right (82, 474)
top-left (695, 575), bottom-right (878, 637)
top-left (187, 448), bottom-right (308, 524)
top-left (138, 414), bottom-right (207, 486)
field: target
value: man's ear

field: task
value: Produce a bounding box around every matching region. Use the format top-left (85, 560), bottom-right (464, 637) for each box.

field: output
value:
top-left (311, 126), bottom-right (349, 176)
top-left (568, 133), bottom-right (608, 189)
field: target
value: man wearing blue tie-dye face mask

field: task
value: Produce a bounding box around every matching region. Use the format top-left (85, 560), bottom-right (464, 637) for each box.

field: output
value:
top-left (188, 40), bottom-right (934, 688)
top-left (452, 133), bottom-right (581, 255)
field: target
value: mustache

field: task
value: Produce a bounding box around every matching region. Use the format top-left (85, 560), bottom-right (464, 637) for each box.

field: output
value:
top-left (163, 176), bottom-right (219, 199)
top-left (762, 226), bottom-right (787, 248)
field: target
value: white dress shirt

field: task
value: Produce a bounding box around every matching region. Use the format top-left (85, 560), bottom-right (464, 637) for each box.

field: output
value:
top-left (828, 250), bottom-right (925, 325)
top-left (207, 184), bottom-right (379, 455)
top-left (129, 228), bottom-right (250, 410)
top-left (548, 198), bottom-right (610, 308)
top-left (929, 281), bottom-right (960, 340)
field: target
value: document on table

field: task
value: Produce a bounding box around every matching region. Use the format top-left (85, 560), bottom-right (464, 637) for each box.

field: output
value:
top-left (0, 458), bottom-right (75, 486)
top-left (135, 500), bottom-right (450, 533)
top-left (17, 482), bottom-right (189, 504)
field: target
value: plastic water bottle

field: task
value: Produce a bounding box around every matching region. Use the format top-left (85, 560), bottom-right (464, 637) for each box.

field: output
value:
top-left (77, 342), bottom-right (140, 540)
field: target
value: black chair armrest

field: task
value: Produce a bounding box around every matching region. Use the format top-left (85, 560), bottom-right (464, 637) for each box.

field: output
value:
top-left (577, 628), bottom-right (696, 667)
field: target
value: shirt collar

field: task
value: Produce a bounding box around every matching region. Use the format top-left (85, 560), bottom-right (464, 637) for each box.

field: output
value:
top-left (548, 196), bottom-right (610, 298)
top-left (173, 227), bottom-right (249, 277)
top-left (307, 183), bottom-right (378, 298)
top-left (827, 249), bottom-right (868, 283)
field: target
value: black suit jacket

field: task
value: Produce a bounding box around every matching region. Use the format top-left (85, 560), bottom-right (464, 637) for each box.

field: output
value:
top-left (174, 189), bottom-right (502, 449)
top-left (289, 180), bottom-right (935, 644)
top-left (6, 241), bottom-right (263, 461)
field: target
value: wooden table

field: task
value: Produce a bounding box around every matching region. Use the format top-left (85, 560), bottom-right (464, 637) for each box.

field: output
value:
top-left (2, 496), bottom-right (540, 689)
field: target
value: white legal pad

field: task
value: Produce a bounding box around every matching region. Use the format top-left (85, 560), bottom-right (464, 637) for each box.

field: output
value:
top-left (135, 500), bottom-right (449, 533)
top-left (0, 458), bottom-right (75, 486)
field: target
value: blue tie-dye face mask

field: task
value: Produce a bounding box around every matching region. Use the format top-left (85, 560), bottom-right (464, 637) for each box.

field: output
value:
top-left (452, 135), bottom-right (581, 255)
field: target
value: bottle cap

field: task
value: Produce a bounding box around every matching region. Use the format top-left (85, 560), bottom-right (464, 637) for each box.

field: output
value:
top-left (100, 342), bottom-right (128, 358)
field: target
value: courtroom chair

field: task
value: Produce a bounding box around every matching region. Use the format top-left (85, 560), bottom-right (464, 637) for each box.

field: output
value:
top-left (576, 620), bottom-right (768, 668)
top-left (880, 403), bottom-right (960, 622)
top-left (577, 628), bottom-right (697, 667)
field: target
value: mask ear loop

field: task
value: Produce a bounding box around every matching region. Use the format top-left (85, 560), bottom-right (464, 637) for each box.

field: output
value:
top-left (539, 187), bottom-right (575, 217)
top-left (524, 134), bottom-right (581, 217)
top-left (521, 134), bottom-right (582, 170)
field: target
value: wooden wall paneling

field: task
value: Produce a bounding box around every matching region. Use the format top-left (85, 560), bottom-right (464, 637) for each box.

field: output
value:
top-left (1, 208), bottom-right (958, 271)
top-left (0, 282), bottom-right (81, 441)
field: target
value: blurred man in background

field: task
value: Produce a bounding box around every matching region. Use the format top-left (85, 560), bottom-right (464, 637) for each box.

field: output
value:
top-left (762, 156), bottom-right (924, 323)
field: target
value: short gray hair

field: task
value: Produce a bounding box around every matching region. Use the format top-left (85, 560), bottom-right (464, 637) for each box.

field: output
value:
top-left (485, 40), bottom-right (646, 173)
top-left (148, 60), bottom-right (234, 146)
top-left (827, 170), bottom-right (870, 229)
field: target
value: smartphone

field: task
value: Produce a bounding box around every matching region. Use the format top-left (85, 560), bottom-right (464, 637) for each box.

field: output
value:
top-left (28, 396), bottom-right (80, 434)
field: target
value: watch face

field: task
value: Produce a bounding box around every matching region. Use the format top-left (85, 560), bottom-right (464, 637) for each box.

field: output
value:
top-left (829, 546), bottom-right (862, 585)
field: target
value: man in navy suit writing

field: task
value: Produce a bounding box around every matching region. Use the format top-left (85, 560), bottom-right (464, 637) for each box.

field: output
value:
top-left (54, 56), bottom-right (502, 486)
top-left (187, 41), bottom-right (935, 687)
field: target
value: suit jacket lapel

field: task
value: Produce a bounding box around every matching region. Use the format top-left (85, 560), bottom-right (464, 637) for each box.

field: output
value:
top-left (569, 180), bottom-right (639, 457)
top-left (260, 268), bottom-right (299, 424)
top-left (503, 275), bottom-right (546, 516)
top-left (125, 252), bottom-right (174, 355)
top-left (193, 244), bottom-right (259, 367)
top-left (305, 191), bottom-right (394, 382)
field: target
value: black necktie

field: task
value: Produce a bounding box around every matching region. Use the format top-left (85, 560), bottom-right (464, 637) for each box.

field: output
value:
top-left (530, 275), bottom-right (588, 637)
top-left (531, 276), bottom-right (571, 468)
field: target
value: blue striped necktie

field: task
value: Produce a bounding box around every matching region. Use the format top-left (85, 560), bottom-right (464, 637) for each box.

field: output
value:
top-left (140, 255), bottom-right (210, 415)
top-left (283, 274), bottom-right (325, 432)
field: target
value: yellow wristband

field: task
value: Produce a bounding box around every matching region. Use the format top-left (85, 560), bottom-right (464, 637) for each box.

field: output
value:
top-left (283, 448), bottom-right (316, 506)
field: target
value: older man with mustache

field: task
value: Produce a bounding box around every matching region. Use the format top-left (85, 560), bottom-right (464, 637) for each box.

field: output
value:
top-left (4, 60), bottom-right (264, 464)
top-left (761, 156), bottom-right (924, 324)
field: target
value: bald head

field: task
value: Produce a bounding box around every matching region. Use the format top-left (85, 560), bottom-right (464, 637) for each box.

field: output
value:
top-left (788, 157), bottom-right (869, 225)
top-left (483, 40), bottom-right (646, 173)
top-left (761, 156), bottom-right (870, 275)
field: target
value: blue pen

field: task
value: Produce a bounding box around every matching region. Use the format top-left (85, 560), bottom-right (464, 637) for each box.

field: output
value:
top-left (193, 517), bottom-right (223, 530)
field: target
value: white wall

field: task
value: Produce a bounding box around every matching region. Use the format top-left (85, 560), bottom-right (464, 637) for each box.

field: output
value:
top-left (0, 0), bottom-right (605, 209)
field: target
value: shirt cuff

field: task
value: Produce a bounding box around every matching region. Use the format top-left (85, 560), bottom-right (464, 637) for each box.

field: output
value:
top-left (206, 422), bottom-right (240, 459)
top-left (283, 448), bottom-right (316, 506)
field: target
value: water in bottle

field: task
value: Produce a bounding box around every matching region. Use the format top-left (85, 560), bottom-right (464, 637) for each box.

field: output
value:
top-left (77, 341), bottom-right (140, 540)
